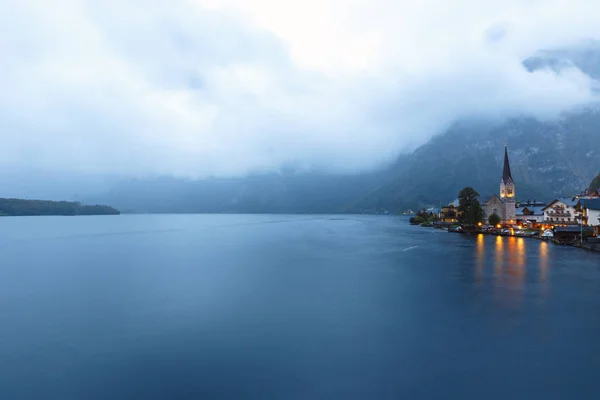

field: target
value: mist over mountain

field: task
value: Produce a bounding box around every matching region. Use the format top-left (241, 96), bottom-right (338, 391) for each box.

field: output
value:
top-left (3, 2), bottom-right (600, 212)
top-left (80, 40), bottom-right (600, 214)
top-left (350, 41), bottom-right (600, 210)
top-left (4, 1), bottom-right (600, 181)
top-left (523, 39), bottom-right (600, 80)
top-left (353, 109), bottom-right (600, 211)
top-left (89, 109), bottom-right (599, 214)
top-left (88, 172), bottom-right (386, 214)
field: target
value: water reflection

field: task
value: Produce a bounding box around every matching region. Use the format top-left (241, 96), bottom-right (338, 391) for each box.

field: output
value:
top-left (494, 235), bottom-right (504, 284)
top-left (473, 234), bottom-right (548, 309)
top-left (475, 234), bottom-right (484, 282)
top-left (473, 234), bottom-right (555, 309)
top-left (507, 237), bottom-right (526, 271)
top-left (504, 237), bottom-right (525, 305)
top-left (539, 241), bottom-right (549, 283)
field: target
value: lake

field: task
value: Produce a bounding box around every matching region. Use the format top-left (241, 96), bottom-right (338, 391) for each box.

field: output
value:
top-left (1, 214), bottom-right (599, 399)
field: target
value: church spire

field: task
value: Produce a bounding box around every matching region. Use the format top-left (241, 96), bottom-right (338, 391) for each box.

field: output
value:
top-left (502, 145), bottom-right (513, 184)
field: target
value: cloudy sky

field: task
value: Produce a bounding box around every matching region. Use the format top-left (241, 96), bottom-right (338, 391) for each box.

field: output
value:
top-left (2, 0), bottom-right (600, 179)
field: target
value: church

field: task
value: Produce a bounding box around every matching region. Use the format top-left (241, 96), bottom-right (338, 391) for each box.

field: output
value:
top-left (480, 146), bottom-right (517, 225)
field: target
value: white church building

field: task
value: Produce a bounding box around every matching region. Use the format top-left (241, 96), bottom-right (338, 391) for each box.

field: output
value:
top-left (481, 146), bottom-right (517, 225)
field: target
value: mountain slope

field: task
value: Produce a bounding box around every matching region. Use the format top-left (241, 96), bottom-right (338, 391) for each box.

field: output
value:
top-left (352, 41), bottom-right (600, 211)
top-left (91, 171), bottom-right (387, 214)
top-left (90, 41), bottom-right (600, 214)
top-left (353, 109), bottom-right (600, 210)
top-left (591, 173), bottom-right (600, 191)
top-left (92, 108), bottom-right (599, 214)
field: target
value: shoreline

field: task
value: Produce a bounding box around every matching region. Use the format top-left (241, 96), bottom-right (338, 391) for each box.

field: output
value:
top-left (428, 224), bottom-right (600, 253)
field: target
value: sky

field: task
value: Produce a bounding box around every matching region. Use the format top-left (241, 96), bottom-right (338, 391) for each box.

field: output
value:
top-left (2, 0), bottom-right (600, 180)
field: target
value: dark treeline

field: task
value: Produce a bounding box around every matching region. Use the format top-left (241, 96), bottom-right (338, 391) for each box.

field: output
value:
top-left (0, 198), bottom-right (120, 216)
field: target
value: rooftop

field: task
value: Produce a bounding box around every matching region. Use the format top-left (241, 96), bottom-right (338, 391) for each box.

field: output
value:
top-left (554, 226), bottom-right (594, 233)
top-left (579, 198), bottom-right (600, 210)
top-left (478, 194), bottom-right (501, 205)
top-left (516, 205), bottom-right (545, 216)
top-left (519, 200), bottom-right (546, 206)
top-left (543, 197), bottom-right (579, 210)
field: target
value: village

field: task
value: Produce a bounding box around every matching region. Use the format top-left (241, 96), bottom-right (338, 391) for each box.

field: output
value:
top-left (410, 146), bottom-right (600, 251)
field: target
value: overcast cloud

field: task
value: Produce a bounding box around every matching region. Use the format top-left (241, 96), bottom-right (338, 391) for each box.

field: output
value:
top-left (2, 0), bottom-right (600, 178)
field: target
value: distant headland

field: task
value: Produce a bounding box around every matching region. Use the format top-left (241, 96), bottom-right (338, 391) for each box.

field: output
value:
top-left (0, 198), bottom-right (120, 216)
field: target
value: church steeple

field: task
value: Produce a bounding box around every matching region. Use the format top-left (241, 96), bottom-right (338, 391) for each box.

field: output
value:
top-left (502, 145), bottom-right (513, 185)
top-left (500, 145), bottom-right (515, 200)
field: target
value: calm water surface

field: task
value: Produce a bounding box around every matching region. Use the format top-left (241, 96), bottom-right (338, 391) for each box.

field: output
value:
top-left (1, 214), bottom-right (599, 399)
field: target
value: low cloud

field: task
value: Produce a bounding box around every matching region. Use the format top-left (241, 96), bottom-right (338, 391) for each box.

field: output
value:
top-left (1, 0), bottom-right (600, 178)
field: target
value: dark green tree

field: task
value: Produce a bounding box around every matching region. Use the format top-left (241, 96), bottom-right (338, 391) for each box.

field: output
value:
top-left (416, 209), bottom-right (429, 218)
top-left (488, 213), bottom-right (501, 226)
top-left (0, 198), bottom-right (119, 216)
top-left (457, 187), bottom-right (483, 225)
top-left (590, 173), bottom-right (600, 191)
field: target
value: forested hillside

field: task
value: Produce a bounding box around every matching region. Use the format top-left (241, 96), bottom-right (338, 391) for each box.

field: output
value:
top-left (0, 198), bottom-right (120, 216)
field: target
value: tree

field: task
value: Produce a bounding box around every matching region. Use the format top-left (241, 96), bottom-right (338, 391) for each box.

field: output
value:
top-left (457, 187), bottom-right (483, 225)
top-left (0, 198), bottom-right (119, 216)
top-left (590, 173), bottom-right (600, 191)
top-left (488, 213), bottom-right (501, 226)
top-left (416, 209), bottom-right (430, 219)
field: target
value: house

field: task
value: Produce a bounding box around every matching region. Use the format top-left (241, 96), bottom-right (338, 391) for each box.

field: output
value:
top-left (479, 146), bottom-right (517, 225)
top-left (480, 194), bottom-right (504, 224)
top-left (426, 207), bottom-right (443, 220)
top-left (440, 204), bottom-right (458, 223)
top-left (577, 198), bottom-right (600, 235)
top-left (580, 188), bottom-right (600, 198)
top-left (554, 226), bottom-right (595, 243)
top-left (542, 197), bottom-right (579, 225)
top-left (516, 200), bottom-right (546, 225)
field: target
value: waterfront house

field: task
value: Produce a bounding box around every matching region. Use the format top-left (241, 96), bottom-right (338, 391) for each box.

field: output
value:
top-left (440, 204), bottom-right (458, 223)
top-left (542, 197), bottom-right (579, 225)
top-left (577, 198), bottom-right (600, 235)
top-left (516, 200), bottom-right (546, 225)
top-left (578, 188), bottom-right (600, 198)
top-left (578, 188), bottom-right (600, 199)
top-left (426, 207), bottom-right (443, 220)
top-left (554, 226), bottom-right (595, 243)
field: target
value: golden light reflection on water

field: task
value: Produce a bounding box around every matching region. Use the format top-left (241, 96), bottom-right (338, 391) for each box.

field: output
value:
top-left (490, 236), bottom-right (526, 307)
top-left (539, 241), bottom-right (549, 282)
top-left (498, 237), bottom-right (522, 306)
top-left (507, 237), bottom-right (526, 286)
top-left (475, 234), bottom-right (484, 282)
top-left (494, 236), bottom-right (504, 283)
top-left (477, 234), bottom-right (551, 307)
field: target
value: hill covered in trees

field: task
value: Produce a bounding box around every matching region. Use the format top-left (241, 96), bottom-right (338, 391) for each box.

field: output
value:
top-left (591, 174), bottom-right (600, 191)
top-left (0, 198), bottom-right (119, 216)
top-left (349, 110), bottom-right (600, 212)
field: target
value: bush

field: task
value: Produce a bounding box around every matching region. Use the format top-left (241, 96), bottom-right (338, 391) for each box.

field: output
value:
top-left (488, 213), bottom-right (501, 226)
